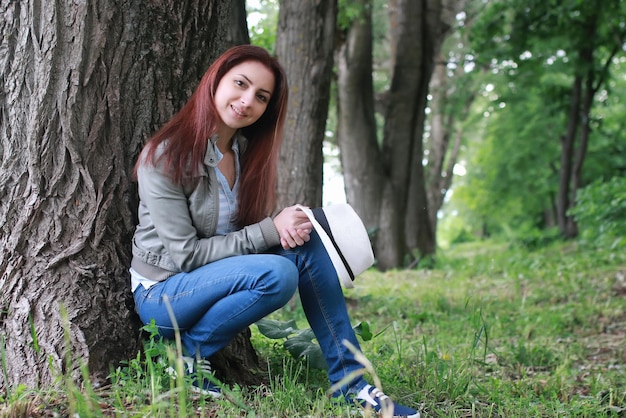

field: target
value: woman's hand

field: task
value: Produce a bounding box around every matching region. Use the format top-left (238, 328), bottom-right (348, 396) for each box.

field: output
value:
top-left (273, 205), bottom-right (313, 249)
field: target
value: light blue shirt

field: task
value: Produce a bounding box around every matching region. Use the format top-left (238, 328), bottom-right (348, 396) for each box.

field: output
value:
top-left (214, 140), bottom-right (240, 235)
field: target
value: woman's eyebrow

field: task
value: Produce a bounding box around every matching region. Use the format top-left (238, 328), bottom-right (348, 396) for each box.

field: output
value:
top-left (238, 74), bottom-right (272, 96)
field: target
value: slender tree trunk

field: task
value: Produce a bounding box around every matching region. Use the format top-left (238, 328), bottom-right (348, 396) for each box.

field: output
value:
top-left (427, 58), bottom-right (452, 231)
top-left (557, 75), bottom-right (581, 238)
top-left (555, 8), bottom-right (619, 240)
top-left (568, 35), bottom-right (597, 238)
top-left (0, 0), bottom-right (244, 389)
top-left (275, 0), bottom-right (337, 208)
top-left (424, 49), bottom-right (471, 247)
top-left (405, 79), bottom-right (435, 263)
top-left (227, 0), bottom-right (251, 46)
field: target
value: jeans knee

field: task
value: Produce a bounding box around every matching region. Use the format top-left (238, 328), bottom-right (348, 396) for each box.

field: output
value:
top-left (263, 256), bottom-right (299, 300)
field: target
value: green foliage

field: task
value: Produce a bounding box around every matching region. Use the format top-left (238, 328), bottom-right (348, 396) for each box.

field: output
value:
top-left (255, 318), bottom-right (373, 370)
top-left (107, 322), bottom-right (186, 413)
top-left (449, 0), bottom-right (626, 240)
top-left (107, 321), bottom-right (240, 416)
top-left (586, 56), bottom-right (626, 181)
top-left (437, 212), bottom-right (477, 249)
top-left (337, 0), bottom-right (369, 31)
top-left (509, 226), bottom-right (563, 250)
top-left (450, 87), bottom-right (565, 239)
top-left (570, 176), bottom-right (626, 247)
top-left (246, 0), bottom-right (279, 52)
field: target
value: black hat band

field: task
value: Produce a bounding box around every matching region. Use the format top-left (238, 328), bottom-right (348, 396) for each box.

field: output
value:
top-left (312, 207), bottom-right (355, 281)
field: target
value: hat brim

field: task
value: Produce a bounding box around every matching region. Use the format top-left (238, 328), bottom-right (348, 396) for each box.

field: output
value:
top-left (296, 205), bottom-right (355, 289)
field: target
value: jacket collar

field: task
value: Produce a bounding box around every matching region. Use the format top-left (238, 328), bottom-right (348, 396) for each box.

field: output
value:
top-left (203, 131), bottom-right (248, 168)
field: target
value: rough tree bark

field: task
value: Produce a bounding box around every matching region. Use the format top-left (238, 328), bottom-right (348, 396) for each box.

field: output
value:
top-left (0, 0), bottom-right (252, 389)
top-left (274, 0), bottom-right (337, 209)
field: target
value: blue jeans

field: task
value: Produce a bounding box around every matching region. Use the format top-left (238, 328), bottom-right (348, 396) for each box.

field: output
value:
top-left (133, 230), bottom-right (367, 395)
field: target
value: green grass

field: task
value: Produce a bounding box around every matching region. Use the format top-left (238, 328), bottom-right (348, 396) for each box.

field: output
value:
top-left (1, 239), bottom-right (625, 417)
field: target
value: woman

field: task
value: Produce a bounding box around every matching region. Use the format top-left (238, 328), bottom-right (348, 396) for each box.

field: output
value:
top-left (130, 44), bottom-right (419, 418)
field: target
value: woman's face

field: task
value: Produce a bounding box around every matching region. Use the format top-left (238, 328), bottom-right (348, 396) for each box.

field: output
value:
top-left (214, 60), bottom-right (275, 134)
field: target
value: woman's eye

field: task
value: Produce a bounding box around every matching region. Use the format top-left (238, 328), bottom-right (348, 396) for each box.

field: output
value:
top-left (235, 79), bottom-right (246, 88)
top-left (257, 94), bottom-right (268, 103)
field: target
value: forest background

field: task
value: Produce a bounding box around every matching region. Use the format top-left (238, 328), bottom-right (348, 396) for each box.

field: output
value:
top-left (250, 0), bottom-right (626, 265)
top-left (0, 0), bottom-right (625, 416)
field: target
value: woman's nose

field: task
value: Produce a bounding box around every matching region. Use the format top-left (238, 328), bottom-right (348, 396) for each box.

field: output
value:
top-left (241, 91), bottom-right (254, 106)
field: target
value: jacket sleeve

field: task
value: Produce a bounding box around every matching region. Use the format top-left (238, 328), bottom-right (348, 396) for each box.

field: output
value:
top-left (137, 162), bottom-right (281, 272)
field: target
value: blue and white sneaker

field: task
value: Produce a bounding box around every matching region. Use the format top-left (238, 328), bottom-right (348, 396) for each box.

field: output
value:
top-left (352, 384), bottom-right (420, 418)
top-left (189, 358), bottom-right (222, 398)
top-left (167, 356), bottom-right (221, 398)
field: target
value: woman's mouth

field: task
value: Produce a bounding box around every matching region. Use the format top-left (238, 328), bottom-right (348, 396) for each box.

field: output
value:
top-left (231, 105), bottom-right (246, 117)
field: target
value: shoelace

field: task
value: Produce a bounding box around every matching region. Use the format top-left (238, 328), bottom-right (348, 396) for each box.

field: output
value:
top-left (356, 384), bottom-right (421, 418)
top-left (169, 356), bottom-right (213, 376)
top-left (194, 358), bottom-right (213, 375)
top-left (165, 356), bottom-right (194, 377)
top-left (369, 386), bottom-right (390, 402)
top-left (357, 384), bottom-right (394, 408)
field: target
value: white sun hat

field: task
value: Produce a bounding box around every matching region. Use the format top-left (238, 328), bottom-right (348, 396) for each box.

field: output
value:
top-left (296, 203), bottom-right (375, 288)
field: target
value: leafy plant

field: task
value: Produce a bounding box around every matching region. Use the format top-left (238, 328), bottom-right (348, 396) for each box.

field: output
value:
top-left (255, 319), bottom-right (373, 370)
top-left (570, 176), bottom-right (626, 247)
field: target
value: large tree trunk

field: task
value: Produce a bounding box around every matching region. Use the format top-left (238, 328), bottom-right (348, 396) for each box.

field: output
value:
top-left (404, 0), bottom-right (463, 261)
top-left (335, 0), bottom-right (426, 270)
top-left (336, 0), bottom-right (462, 270)
top-left (275, 0), bottom-right (337, 208)
top-left (0, 0), bottom-right (245, 389)
top-left (335, 0), bottom-right (384, 241)
top-left (374, 0), bottom-right (442, 269)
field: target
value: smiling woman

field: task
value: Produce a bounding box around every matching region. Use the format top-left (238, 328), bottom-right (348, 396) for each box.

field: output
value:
top-left (129, 44), bottom-right (420, 417)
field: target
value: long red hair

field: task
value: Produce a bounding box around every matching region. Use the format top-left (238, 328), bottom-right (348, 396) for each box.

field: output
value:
top-left (136, 45), bottom-right (288, 226)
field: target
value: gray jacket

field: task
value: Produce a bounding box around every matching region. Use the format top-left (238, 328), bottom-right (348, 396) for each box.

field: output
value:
top-left (131, 134), bottom-right (281, 281)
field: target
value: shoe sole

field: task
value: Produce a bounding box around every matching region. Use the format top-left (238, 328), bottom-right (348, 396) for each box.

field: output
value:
top-left (190, 384), bottom-right (222, 398)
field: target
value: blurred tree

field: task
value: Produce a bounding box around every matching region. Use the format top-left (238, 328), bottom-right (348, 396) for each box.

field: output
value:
top-left (335, 0), bottom-right (466, 269)
top-left (422, 2), bottom-right (484, 249)
top-left (468, 0), bottom-right (626, 238)
top-left (0, 0), bottom-right (252, 389)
